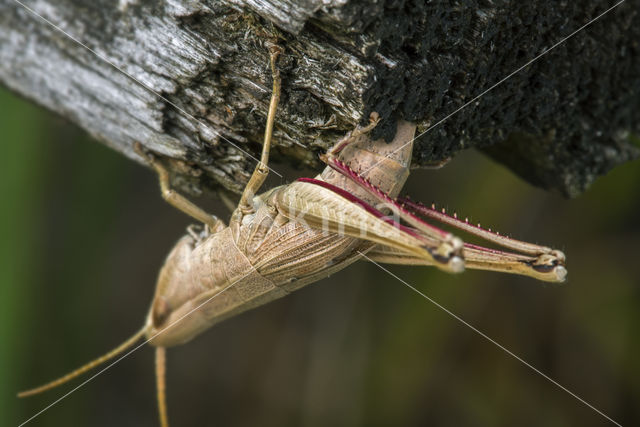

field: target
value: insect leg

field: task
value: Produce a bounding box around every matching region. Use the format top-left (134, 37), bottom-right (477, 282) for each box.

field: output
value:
top-left (238, 45), bottom-right (282, 214)
top-left (273, 179), bottom-right (464, 273)
top-left (399, 198), bottom-right (566, 262)
top-left (323, 112), bottom-right (381, 159)
top-left (362, 197), bottom-right (566, 282)
top-left (422, 156), bottom-right (452, 169)
top-left (156, 347), bottom-right (169, 427)
top-left (367, 243), bottom-right (567, 283)
top-left (322, 155), bottom-right (461, 244)
top-left (134, 142), bottom-right (225, 231)
top-left (320, 153), bottom-right (565, 282)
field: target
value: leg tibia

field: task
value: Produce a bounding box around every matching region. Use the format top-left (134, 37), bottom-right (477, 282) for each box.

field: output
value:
top-left (134, 143), bottom-right (225, 231)
top-left (238, 46), bottom-right (282, 214)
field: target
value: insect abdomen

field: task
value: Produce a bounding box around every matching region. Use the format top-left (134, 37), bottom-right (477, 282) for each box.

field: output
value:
top-left (146, 227), bottom-right (287, 347)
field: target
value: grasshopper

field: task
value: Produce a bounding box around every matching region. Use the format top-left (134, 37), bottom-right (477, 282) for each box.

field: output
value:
top-left (19, 47), bottom-right (566, 427)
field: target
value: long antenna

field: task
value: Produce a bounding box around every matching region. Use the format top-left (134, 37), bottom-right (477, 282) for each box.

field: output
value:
top-left (18, 326), bottom-right (147, 397)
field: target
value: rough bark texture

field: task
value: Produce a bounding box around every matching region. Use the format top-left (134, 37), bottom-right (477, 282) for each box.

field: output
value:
top-left (1, 0), bottom-right (638, 197)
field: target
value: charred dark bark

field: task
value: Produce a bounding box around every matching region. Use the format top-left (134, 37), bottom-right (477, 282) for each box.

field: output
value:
top-left (1, 0), bottom-right (638, 197)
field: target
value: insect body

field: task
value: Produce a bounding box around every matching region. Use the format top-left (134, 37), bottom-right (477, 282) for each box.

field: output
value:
top-left (19, 48), bottom-right (566, 427)
top-left (145, 117), bottom-right (462, 349)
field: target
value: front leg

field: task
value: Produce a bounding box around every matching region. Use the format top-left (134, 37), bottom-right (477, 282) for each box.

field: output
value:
top-left (134, 142), bottom-right (225, 231)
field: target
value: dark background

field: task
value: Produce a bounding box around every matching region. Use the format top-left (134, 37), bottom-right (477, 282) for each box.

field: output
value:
top-left (1, 86), bottom-right (639, 426)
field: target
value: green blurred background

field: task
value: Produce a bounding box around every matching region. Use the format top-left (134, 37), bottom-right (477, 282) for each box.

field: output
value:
top-left (1, 86), bottom-right (639, 427)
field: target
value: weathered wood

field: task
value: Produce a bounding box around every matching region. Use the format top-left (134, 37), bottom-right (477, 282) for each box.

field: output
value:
top-left (1, 0), bottom-right (638, 197)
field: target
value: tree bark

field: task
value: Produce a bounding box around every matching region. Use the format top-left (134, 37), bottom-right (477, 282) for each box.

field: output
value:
top-left (1, 0), bottom-right (638, 197)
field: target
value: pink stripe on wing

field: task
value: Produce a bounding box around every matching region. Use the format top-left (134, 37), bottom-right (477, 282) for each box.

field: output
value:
top-left (325, 157), bottom-right (450, 239)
